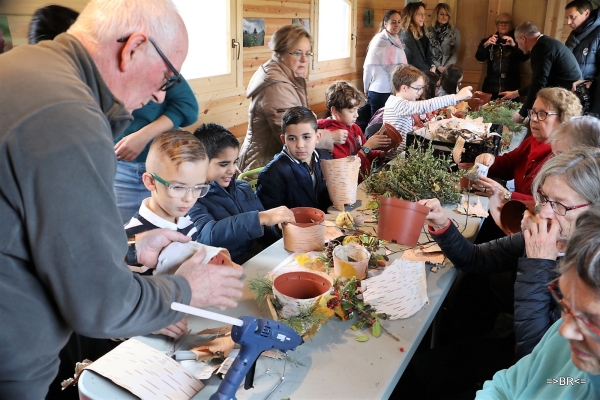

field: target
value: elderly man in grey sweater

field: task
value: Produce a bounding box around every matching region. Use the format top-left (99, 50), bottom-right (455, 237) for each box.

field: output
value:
top-left (0, 0), bottom-right (243, 398)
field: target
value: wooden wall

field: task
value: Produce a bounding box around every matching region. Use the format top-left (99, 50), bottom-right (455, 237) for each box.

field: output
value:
top-left (0, 0), bottom-right (576, 138)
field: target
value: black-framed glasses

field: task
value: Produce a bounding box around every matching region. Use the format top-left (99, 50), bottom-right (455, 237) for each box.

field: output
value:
top-left (496, 21), bottom-right (511, 26)
top-left (117, 36), bottom-right (183, 91)
top-left (527, 109), bottom-right (559, 121)
top-left (288, 50), bottom-right (314, 59)
top-left (150, 173), bottom-right (210, 198)
top-left (536, 190), bottom-right (590, 216)
top-left (548, 279), bottom-right (600, 337)
top-left (410, 85), bottom-right (424, 93)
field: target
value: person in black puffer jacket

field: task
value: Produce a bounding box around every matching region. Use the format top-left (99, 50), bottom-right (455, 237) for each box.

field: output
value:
top-left (419, 148), bottom-right (600, 358)
top-left (475, 13), bottom-right (529, 98)
top-left (565, 0), bottom-right (600, 115)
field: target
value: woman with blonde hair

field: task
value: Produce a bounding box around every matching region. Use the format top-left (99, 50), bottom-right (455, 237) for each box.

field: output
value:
top-left (399, 1), bottom-right (435, 72)
top-left (363, 10), bottom-right (407, 117)
top-left (239, 24), bottom-right (344, 171)
top-left (427, 3), bottom-right (460, 73)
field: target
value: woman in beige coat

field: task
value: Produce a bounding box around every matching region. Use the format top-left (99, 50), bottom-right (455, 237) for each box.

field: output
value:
top-left (238, 24), bottom-right (344, 172)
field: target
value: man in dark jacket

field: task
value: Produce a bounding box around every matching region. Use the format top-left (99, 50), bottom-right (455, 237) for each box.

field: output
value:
top-left (501, 22), bottom-right (582, 122)
top-left (565, 0), bottom-right (600, 115)
top-left (475, 13), bottom-right (529, 98)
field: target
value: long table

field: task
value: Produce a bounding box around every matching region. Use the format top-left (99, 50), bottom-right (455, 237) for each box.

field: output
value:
top-left (79, 190), bottom-right (487, 400)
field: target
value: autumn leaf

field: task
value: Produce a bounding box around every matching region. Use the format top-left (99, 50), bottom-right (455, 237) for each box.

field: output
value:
top-left (338, 260), bottom-right (359, 279)
top-left (295, 253), bottom-right (313, 267)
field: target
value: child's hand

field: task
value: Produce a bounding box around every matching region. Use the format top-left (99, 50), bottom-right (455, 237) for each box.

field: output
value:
top-left (330, 129), bottom-right (349, 144)
top-left (259, 206), bottom-right (295, 226)
top-left (364, 134), bottom-right (392, 151)
top-left (456, 86), bottom-right (473, 101)
top-left (153, 318), bottom-right (188, 339)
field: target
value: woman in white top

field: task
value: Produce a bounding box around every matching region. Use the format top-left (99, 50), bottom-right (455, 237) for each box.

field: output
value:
top-left (427, 3), bottom-right (461, 74)
top-left (363, 10), bottom-right (407, 118)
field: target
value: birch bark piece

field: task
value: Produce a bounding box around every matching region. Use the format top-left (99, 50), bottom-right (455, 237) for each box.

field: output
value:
top-left (321, 156), bottom-right (361, 211)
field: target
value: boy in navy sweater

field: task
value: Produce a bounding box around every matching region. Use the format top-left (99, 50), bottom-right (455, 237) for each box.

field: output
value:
top-left (257, 106), bottom-right (332, 212)
top-left (190, 123), bottom-right (295, 264)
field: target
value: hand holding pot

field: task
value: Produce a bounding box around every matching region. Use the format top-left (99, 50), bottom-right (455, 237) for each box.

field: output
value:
top-left (259, 206), bottom-right (295, 226)
top-left (364, 133), bottom-right (392, 150)
top-left (473, 176), bottom-right (507, 198)
top-left (523, 217), bottom-right (560, 260)
top-left (456, 86), bottom-right (473, 101)
top-left (474, 153), bottom-right (495, 167)
top-left (418, 198), bottom-right (449, 231)
top-left (176, 247), bottom-right (244, 309)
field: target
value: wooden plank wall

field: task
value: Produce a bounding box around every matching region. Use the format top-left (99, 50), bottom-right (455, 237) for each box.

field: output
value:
top-left (0, 0), bottom-right (573, 139)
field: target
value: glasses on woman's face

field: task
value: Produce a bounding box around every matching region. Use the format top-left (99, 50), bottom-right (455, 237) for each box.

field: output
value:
top-left (150, 173), bottom-right (210, 198)
top-left (528, 109), bottom-right (559, 121)
top-left (536, 189), bottom-right (590, 216)
top-left (496, 21), bottom-right (511, 26)
top-left (288, 50), bottom-right (314, 59)
top-left (415, 12), bottom-right (426, 17)
top-left (548, 279), bottom-right (600, 337)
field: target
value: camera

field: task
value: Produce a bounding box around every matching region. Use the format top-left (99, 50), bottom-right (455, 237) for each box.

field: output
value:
top-left (497, 37), bottom-right (507, 45)
top-left (576, 82), bottom-right (591, 114)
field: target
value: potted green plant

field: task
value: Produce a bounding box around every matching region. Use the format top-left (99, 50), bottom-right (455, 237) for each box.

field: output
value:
top-left (363, 142), bottom-right (462, 245)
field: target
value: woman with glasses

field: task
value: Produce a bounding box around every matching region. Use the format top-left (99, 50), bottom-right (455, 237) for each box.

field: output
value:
top-left (363, 10), bottom-right (407, 118)
top-left (398, 2), bottom-right (435, 72)
top-left (419, 148), bottom-right (600, 358)
top-left (427, 3), bottom-right (460, 74)
top-left (475, 13), bottom-right (529, 99)
top-left (239, 24), bottom-right (342, 172)
top-left (474, 88), bottom-right (581, 205)
top-left (477, 205), bottom-right (600, 399)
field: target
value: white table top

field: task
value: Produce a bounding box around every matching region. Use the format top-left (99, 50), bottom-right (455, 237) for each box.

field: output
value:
top-left (79, 188), bottom-right (487, 400)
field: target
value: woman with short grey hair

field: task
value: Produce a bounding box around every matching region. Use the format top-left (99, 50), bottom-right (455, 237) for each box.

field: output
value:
top-left (419, 147), bottom-right (600, 358)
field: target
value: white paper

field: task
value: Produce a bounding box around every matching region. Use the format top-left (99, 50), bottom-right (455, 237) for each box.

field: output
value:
top-left (156, 241), bottom-right (230, 274)
top-left (85, 339), bottom-right (203, 399)
top-left (361, 259), bottom-right (429, 319)
top-left (180, 360), bottom-right (214, 380)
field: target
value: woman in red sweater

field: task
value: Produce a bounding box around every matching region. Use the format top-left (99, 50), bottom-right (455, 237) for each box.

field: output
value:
top-left (474, 87), bottom-right (581, 204)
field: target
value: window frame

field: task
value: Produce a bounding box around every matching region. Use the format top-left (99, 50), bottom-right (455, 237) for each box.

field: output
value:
top-left (310, 0), bottom-right (357, 79)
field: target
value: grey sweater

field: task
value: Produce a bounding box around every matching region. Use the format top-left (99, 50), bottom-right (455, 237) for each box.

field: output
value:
top-left (0, 34), bottom-right (192, 398)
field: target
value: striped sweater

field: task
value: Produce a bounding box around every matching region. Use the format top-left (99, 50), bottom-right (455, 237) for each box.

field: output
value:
top-left (383, 94), bottom-right (458, 149)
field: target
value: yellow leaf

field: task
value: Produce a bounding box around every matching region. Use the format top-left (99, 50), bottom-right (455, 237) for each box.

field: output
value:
top-left (295, 253), bottom-right (313, 267)
top-left (338, 260), bottom-right (359, 279)
top-left (342, 236), bottom-right (360, 246)
top-left (310, 259), bottom-right (326, 272)
top-left (334, 305), bottom-right (346, 320)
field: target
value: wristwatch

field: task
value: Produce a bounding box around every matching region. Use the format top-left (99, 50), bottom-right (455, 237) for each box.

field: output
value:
top-left (126, 234), bottom-right (138, 265)
top-left (504, 191), bottom-right (512, 203)
top-left (361, 146), bottom-right (371, 155)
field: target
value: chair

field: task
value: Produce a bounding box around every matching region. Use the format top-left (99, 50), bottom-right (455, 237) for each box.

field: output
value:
top-left (364, 122), bottom-right (383, 139)
top-left (237, 167), bottom-right (264, 191)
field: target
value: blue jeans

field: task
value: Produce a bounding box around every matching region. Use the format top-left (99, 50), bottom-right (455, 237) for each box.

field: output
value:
top-left (114, 161), bottom-right (150, 224)
top-left (367, 91), bottom-right (392, 117)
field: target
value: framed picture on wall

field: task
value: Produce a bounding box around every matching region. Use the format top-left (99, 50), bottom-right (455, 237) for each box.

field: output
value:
top-left (292, 18), bottom-right (310, 33)
top-left (363, 9), bottom-right (374, 28)
top-left (243, 18), bottom-right (265, 47)
top-left (0, 16), bottom-right (13, 54)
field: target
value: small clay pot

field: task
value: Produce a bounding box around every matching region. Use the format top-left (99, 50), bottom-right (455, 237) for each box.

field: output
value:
top-left (273, 271), bottom-right (332, 318)
top-left (379, 122), bottom-right (403, 151)
top-left (333, 243), bottom-right (370, 279)
top-left (458, 162), bottom-right (475, 191)
top-left (475, 92), bottom-right (493, 105)
top-left (500, 200), bottom-right (536, 235)
top-left (467, 98), bottom-right (483, 111)
top-left (282, 207), bottom-right (326, 252)
top-left (377, 197), bottom-right (429, 246)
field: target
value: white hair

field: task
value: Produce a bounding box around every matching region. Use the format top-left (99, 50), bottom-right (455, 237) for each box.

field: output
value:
top-left (67, 0), bottom-right (182, 49)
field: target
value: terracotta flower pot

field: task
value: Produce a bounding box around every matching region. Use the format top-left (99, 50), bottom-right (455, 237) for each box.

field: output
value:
top-left (379, 122), bottom-right (403, 151)
top-left (467, 92), bottom-right (493, 111)
top-left (376, 197), bottom-right (429, 246)
top-left (500, 200), bottom-right (536, 235)
top-left (333, 243), bottom-right (370, 279)
top-left (272, 271), bottom-right (332, 318)
top-left (282, 207), bottom-right (326, 252)
top-left (458, 162), bottom-right (475, 191)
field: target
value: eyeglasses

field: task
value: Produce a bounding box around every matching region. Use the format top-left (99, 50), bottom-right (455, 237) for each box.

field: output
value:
top-left (288, 50), bottom-right (314, 59)
top-left (496, 21), bottom-right (511, 26)
top-left (410, 85), bottom-right (424, 93)
top-left (150, 173), bottom-right (210, 198)
top-left (527, 109), bottom-right (559, 121)
top-left (548, 279), bottom-right (600, 337)
top-left (117, 36), bottom-right (183, 91)
top-left (536, 190), bottom-right (590, 216)
top-left (415, 12), bottom-right (426, 17)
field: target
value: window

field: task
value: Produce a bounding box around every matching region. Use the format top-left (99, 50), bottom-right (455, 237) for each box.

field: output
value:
top-left (311, 0), bottom-right (357, 76)
top-left (173, 0), bottom-right (243, 95)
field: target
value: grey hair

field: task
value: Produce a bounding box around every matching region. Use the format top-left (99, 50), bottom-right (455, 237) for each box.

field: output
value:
top-left (550, 116), bottom-right (600, 149)
top-left (559, 206), bottom-right (600, 289)
top-left (495, 13), bottom-right (512, 23)
top-left (532, 148), bottom-right (600, 206)
top-left (514, 21), bottom-right (540, 38)
top-left (67, 0), bottom-right (181, 49)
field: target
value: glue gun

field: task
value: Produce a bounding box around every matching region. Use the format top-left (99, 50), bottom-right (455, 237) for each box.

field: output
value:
top-left (171, 303), bottom-right (303, 400)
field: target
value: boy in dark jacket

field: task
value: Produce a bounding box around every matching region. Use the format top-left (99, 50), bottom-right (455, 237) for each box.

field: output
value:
top-left (190, 123), bottom-right (294, 264)
top-left (257, 106), bottom-right (333, 212)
